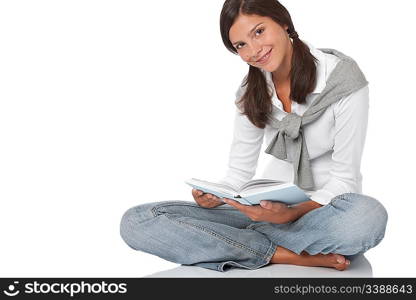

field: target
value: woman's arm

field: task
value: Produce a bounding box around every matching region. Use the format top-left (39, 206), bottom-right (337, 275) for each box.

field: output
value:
top-left (222, 198), bottom-right (322, 224)
top-left (289, 200), bottom-right (323, 221)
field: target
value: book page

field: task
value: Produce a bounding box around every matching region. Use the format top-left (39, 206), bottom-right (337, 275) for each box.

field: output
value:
top-left (238, 179), bottom-right (286, 193)
top-left (240, 182), bottom-right (294, 197)
top-left (185, 178), bottom-right (238, 195)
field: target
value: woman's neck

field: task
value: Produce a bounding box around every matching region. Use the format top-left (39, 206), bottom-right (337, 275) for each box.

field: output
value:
top-left (272, 41), bottom-right (293, 89)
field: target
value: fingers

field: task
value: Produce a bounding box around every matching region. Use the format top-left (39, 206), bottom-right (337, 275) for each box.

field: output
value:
top-left (260, 200), bottom-right (272, 209)
top-left (223, 198), bottom-right (272, 222)
top-left (223, 198), bottom-right (248, 212)
top-left (193, 189), bottom-right (218, 199)
top-left (192, 189), bottom-right (203, 198)
top-left (192, 189), bottom-right (224, 208)
top-left (205, 194), bottom-right (219, 201)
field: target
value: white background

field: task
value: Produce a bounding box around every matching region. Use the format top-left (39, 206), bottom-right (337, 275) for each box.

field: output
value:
top-left (0, 0), bottom-right (415, 277)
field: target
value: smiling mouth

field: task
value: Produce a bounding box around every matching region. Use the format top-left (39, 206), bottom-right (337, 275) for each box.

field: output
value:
top-left (256, 48), bottom-right (272, 64)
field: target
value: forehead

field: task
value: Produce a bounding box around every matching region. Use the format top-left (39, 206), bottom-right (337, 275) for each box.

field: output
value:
top-left (229, 14), bottom-right (273, 40)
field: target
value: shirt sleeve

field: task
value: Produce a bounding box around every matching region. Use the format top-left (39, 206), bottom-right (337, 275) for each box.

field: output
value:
top-left (217, 87), bottom-right (265, 189)
top-left (309, 85), bottom-right (370, 205)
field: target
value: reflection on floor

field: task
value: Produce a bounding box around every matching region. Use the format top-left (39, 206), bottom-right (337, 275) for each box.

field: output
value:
top-left (146, 254), bottom-right (372, 278)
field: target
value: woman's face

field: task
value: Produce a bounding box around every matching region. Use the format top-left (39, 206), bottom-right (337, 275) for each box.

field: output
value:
top-left (229, 14), bottom-right (291, 73)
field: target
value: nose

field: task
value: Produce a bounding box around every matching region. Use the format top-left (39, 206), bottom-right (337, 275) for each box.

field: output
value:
top-left (247, 42), bottom-right (263, 62)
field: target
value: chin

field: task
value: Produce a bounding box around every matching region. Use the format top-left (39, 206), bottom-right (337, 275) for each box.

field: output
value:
top-left (260, 64), bottom-right (277, 73)
top-left (259, 59), bottom-right (280, 72)
top-left (261, 65), bottom-right (275, 72)
top-left (267, 58), bottom-right (284, 73)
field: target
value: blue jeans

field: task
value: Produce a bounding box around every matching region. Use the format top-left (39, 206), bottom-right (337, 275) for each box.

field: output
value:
top-left (119, 193), bottom-right (388, 272)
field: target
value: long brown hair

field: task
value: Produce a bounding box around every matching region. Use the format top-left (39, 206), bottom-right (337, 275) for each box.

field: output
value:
top-left (220, 0), bottom-right (317, 128)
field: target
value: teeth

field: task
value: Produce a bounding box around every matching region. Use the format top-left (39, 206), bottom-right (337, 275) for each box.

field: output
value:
top-left (259, 50), bottom-right (271, 62)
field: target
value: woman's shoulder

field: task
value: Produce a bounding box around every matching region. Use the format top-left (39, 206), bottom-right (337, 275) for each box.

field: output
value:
top-left (322, 51), bottom-right (341, 79)
top-left (304, 41), bottom-right (341, 82)
top-left (306, 41), bottom-right (368, 94)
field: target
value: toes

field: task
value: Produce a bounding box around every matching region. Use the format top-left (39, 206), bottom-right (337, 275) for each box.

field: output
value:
top-left (331, 254), bottom-right (351, 271)
top-left (335, 258), bottom-right (350, 271)
top-left (333, 254), bottom-right (346, 264)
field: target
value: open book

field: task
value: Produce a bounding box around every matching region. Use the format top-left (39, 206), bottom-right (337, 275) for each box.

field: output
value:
top-left (185, 178), bottom-right (311, 206)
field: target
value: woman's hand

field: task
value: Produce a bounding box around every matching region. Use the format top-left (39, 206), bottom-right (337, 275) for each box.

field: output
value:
top-left (192, 189), bottom-right (224, 208)
top-left (222, 198), bottom-right (295, 224)
top-left (222, 198), bottom-right (323, 224)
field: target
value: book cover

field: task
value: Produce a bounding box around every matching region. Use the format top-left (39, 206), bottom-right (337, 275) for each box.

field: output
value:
top-left (185, 178), bottom-right (310, 206)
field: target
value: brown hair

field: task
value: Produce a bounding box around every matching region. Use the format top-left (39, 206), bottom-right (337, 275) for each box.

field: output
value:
top-left (220, 0), bottom-right (317, 128)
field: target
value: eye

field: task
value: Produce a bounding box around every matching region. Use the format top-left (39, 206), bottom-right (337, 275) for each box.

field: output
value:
top-left (235, 43), bottom-right (245, 50)
top-left (234, 27), bottom-right (265, 50)
top-left (255, 28), bottom-right (264, 36)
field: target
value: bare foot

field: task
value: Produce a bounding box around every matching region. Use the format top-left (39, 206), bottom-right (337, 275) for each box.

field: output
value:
top-left (300, 252), bottom-right (350, 271)
top-left (270, 246), bottom-right (350, 271)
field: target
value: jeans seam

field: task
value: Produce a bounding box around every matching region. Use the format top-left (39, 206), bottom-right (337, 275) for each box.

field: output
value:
top-left (168, 215), bottom-right (267, 259)
top-left (153, 207), bottom-right (269, 259)
top-left (217, 241), bottom-right (277, 271)
top-left (150, 202), bottom-right (237, 217)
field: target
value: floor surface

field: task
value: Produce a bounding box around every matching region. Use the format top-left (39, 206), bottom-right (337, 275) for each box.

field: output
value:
top-left (146, 254), bottom-right (372, 278)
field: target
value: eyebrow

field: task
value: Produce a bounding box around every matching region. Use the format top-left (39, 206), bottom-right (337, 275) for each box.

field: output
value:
top-left (232, 22), bottom-right (264, 46)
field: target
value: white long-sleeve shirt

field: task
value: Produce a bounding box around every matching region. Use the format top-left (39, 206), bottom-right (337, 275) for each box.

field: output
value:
top-left (219, 42), bottom-right (369, 205)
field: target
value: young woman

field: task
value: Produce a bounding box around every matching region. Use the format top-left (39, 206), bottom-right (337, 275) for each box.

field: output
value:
top-left (120, 0), bottom-right (388, 272)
